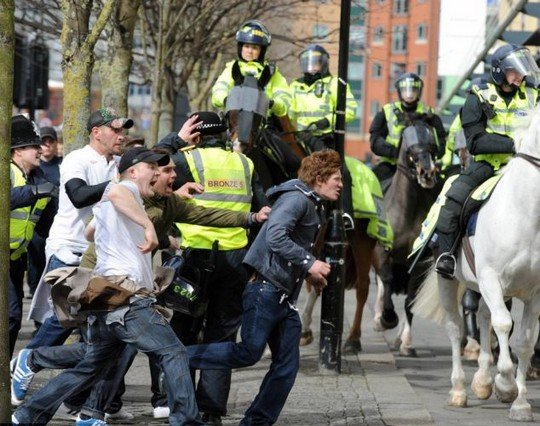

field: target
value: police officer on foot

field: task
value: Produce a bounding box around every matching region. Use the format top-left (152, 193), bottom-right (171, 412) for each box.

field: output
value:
top-left (434, 44), bottom-right (540, 278)
top-left (369, 72), bottom-right (446, 186)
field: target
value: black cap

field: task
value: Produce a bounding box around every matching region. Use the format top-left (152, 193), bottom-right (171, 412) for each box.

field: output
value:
top-left (40, 126), bottom-right (58, 142)
top-left (118, 146), bottom-right (170, 174)
top-left (11, 115), bottom-right (42, 149)
top-left (87, 107), bottom-right (134, 132)
top-left (189, 111), bottom-right (227, 136)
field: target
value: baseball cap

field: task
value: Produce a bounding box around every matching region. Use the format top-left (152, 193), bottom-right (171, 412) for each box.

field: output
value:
top-left (86, 107), bottom-right (134, 132)
top-left (189, 111), bottom-right (227, 136)
top-left (118, 146), bottom-right (170, 174)
top-left (11, 115), bottom-right (41, 149)
top-left (40, 126), bottom-right (58, 141)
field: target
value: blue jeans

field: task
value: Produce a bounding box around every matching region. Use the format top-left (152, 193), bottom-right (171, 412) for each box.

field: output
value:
top-left (9, 255), bottom-right (27, 356)
top-left (187, 281), bottom-right (301, 425)
top-left (14, 298), bottom-right (203, 426)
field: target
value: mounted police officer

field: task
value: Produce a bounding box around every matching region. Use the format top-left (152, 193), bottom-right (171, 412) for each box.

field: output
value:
top-left (289, 44), bottom-right (357, 151)
top-left (289, 44), bottom-right (357, 222)
top-left (212, 19), bottom-right (291, 118)
top-left (369, 72), bottom-right (446, 185)
top-left (435, 44), bottom-right (540, 278)
top-left (9, 115), bottom-right (58, 356)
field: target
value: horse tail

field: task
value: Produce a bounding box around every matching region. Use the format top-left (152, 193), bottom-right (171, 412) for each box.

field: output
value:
top-left (411, 268), bottom-right (466, 325)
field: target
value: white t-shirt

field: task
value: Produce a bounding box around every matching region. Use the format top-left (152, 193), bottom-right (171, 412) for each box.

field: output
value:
top-left (93, 180), bottom-right (154, 290)
top-left (46, 145), bottom-right (119, 258)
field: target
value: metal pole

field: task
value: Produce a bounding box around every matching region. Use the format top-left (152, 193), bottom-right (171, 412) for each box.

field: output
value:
top-left (319, 0), bottom-right (350, 374)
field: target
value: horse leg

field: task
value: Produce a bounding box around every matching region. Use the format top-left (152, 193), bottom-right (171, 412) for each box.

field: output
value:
top-left (398, 291), bottom-right (418, 357)
top-left (462, 290), bottom-right (481, 361)
top-left (527, 317), bottom-right (540, 379)
top-left (509, 300), bottom-right (540, 421)
top-left (373, 275), bottom-right (386, 331)
top-left (471, 299), bottom-right (493, 400)
top-left (300, 285), bottom-right (317, 346)
top-left (479, 272), bottom-right (517, 403)
top-left (343, 274), bottom-right (368, 354)
top-left (439, 277), bottom-right (467, 407)
top-left (380, 279), bottom-right (399, 330)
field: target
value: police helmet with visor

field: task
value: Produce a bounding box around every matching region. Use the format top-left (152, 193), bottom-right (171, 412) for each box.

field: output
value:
top-left (395, 72), bottom-right (423, 105)
top-left (299, 44), bottom-right (329, 75)
top-left (491, 44), bottom-right (540, 87)
top-left (236, 20), bottom-right (272, 62)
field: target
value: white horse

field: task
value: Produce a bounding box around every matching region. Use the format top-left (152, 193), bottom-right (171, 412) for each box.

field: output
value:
top-left (413, 105), bottom-right (540, 421)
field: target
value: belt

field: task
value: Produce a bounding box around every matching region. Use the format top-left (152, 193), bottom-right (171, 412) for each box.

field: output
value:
top-left (248, 273), bottom-right (271, 284)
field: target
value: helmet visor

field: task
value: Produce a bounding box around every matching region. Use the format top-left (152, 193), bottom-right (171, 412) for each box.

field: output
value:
top-left (500, 48), bottom-right (540, 86)
top-left (397, 78), bottom-right (422, 103)
top-left (299, 50), bottom-right (328, 74)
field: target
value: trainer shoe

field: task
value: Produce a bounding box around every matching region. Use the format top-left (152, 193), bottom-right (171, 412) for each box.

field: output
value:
top-left (202, 413), bottom-right (223, 426)
top-left (153, 405), bottom-right (170, 419)
top-left (52, 402), bottom-right (80, 421)
top-left (104, 407), bottom-right (134, 422)
top-left (11, 349), bottom-right (35, 405)
top-left (75, 415), bottom-right (109, 426)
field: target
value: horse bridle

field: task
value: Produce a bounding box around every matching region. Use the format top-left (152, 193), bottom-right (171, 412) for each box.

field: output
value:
top-left (516, 152), bottom-right (540, 170)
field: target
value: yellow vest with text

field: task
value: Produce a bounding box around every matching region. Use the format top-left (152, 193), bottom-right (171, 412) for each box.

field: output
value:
top-left (380, 101), bottom-right (433, 165)
top-left (176, 148), bottom-right (254, 250)
top-left (473, 82), bottom-right (538, 170)
top-left (10, 163), bottom-right (49, 260)
top-left (289, 75), bottom-right (357, 135)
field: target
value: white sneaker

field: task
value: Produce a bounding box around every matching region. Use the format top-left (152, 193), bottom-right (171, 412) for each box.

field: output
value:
top-left (153, 406), bottom-right (170, 419)
top-left (104, 407), bottom-right (134, 422)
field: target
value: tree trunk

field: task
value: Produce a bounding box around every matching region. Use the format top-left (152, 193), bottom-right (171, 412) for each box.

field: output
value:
top-left (60, 0), bottom-right (116, 153)
top-left (98, 0), bottom-right (141, 116)
top-left (0, 1), bottom-right (14, 421)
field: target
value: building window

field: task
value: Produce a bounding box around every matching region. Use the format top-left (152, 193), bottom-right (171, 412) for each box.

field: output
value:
top-left (372, 62), bottom-right (382, 78)
top-left (370, 100), bottom-right (381, 116)
top-left (312, 24), bottom-right (329, 40)
top-left (416, 23), bottom-right (427, 41)
top-left (373, 26), bottom-right (384, 43)
top-left (416, 62), bottom-right (427, 77)
top-left (390, 62), bottom-right (406, 91)
top-left (436, 78), bottom-right (444, 101)
top-left (392, 25), bottom-right (407, 53)
top-left (393, 0), bottom-right (408, 14)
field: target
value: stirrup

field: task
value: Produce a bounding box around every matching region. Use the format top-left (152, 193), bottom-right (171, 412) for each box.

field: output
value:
top-left (342, 212), bottom-right (355, 231)
top-left (435, 252), bottom-right (457, 279)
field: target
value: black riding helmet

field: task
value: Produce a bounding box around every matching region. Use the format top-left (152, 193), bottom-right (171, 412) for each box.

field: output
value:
top-left (236, 20), bottom-right (272, 62)
top-left (395, 72), bottom-right (423, 106)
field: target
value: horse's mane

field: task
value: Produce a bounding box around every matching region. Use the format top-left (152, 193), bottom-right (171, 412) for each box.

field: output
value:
top-left (513, 104), bottom-right (540, 155)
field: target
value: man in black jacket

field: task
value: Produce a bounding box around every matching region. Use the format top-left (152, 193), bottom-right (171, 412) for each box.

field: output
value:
top-left (187, 150), bottom-right (341, 426)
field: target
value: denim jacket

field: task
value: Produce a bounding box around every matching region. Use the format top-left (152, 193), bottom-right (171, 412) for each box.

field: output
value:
top-left (243, 179), bottom-right (326, 303)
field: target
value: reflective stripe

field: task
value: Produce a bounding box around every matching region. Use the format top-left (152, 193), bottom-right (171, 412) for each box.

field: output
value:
top-left (10, 211), bottom-right (29, 220)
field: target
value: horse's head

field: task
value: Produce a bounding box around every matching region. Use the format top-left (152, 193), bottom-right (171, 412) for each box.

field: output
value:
top-left (398, 121), bottom-right (439, 188)
top-left (225, 61), bottom-right (271, 154)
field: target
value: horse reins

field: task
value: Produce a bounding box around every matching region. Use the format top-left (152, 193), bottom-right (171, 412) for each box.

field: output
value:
top-left (516, 152), bottom-right (540, 170)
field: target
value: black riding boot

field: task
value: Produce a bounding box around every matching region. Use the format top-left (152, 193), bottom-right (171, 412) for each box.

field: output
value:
top-left (434, 230), bottom-right (458, 279)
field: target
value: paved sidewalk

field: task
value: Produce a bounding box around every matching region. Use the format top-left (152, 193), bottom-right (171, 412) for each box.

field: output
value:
top-left (15, 283), bottom-right (433, 425)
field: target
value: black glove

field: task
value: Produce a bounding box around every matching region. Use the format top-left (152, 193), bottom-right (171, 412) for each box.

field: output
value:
top-left (314, 118), bottom-right (330, 130)
top-left (269, 99), bottom-right (275, 109)
top-left (31, 182), bottom-right (59, 199)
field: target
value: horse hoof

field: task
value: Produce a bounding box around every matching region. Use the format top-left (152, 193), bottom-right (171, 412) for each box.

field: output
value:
top-left (399, 346), bottom-right (418, 357)
top-left (471, 374), bottom-right (493, 400)
top-left (494, 375), bottom-right (518, 403)
top-left (527, 366), bottom-right (540, 381)
top-left (300, 331), bottom-right (313, 346)
top-left (448, 390), bottom-right (467, 407)
top-left (380, 309), bottom-right (399, 330)
top-left (509, 403), bottom-right (533, 422)
top-left (343, 339), bottom-right (362, 354)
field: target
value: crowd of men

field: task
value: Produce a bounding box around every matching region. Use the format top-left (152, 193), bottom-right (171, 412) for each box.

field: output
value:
top-left (7, 16), bottom-right (540, 426)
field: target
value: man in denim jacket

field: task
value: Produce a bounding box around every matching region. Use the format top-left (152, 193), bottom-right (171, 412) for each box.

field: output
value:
top-left (188, 150), bottom-right (343, 425)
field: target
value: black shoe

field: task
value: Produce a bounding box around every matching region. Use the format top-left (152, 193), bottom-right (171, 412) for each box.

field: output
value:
top-left (435, 253), bottom-right (456, 279)
top-left (202, 413), bottom-right (223, 426)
